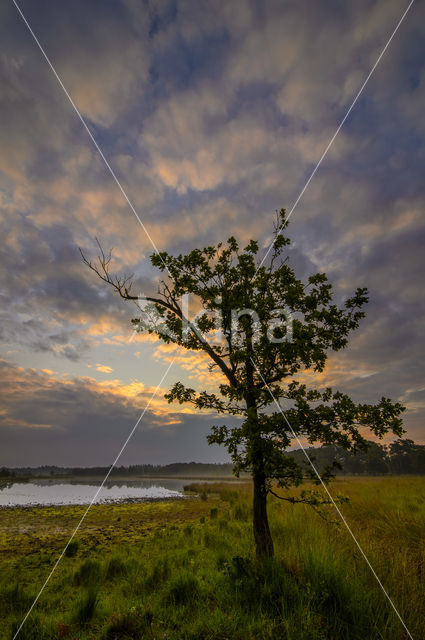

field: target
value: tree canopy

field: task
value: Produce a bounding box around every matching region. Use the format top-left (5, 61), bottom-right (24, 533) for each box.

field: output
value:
top-left (82, 210), bottom-right (406, 556)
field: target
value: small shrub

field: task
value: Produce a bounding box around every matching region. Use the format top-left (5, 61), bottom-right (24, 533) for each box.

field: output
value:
top-left (106, 555), bottom-right (127, 579)
top-left (73, 558), bottom-right (102, 586)
top-left (73, 587), bottom-right (99, 625)
top-left (145, 558), bottom-right (169, 590)
top-left (225, 556), bottom-right (269, 614)
top-left (165, 574), bottom-right (200, 605)
top-left (229, 555), bottom-right (253, 580)
top-left (218, 517), bottom-right (228, 530)
top-left (233, 502), bottom-right (249, 521)
top-left (64, 540), bottom-right (79, 558)
top-left (183, 524), bottom-right (193, 536)
top-left (210, 507), bottom-right (218, 519)
top-left (183, 548), bottom-right (197, 567)
top-left (204, 531), bottom-right (217, 548)
top-left (103, 607), bottom-right (145, 639)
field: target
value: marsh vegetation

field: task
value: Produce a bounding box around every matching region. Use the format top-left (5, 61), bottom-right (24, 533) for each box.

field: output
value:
top-left (1, 477), bottom-right (423, 639)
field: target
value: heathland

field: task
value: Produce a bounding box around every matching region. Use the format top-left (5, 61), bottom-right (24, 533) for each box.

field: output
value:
top-left (0, 477), bottom-right (424, 640)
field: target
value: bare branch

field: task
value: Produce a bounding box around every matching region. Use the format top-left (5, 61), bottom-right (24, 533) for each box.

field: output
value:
top-left (80, 241), bottom-right (238, 386)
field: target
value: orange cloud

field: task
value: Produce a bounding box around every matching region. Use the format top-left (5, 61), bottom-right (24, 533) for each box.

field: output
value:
top-left (95, 364), bottom-right (113, 374)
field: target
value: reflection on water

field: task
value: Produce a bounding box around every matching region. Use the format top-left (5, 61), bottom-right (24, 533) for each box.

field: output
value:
top-left (0, 478), bottom-right (189, 506)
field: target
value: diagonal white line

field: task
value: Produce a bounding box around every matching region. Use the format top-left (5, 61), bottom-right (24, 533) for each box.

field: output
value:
top-left (257, 0), bottom-right (415, 273)
top-left (251, 357), bottom-right (414, 640)
top-left (10, 2), bottom-right (415, 638)
top-left (10, 4), bottom-right (178, 637)
top-left (12, 0), bottom-right (171, 277)
top-left (12, 359), bottom-right (175, 640)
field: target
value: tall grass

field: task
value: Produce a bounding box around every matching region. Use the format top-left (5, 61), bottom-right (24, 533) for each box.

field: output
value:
top-left (73, 558), bottom-right (102, 586)
top-left (1, 477), bottom-right (423, 639)
top-left (73, 587), bottom-right (99, 625)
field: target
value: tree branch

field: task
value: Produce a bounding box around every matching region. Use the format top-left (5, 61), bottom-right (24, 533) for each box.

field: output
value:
top-left (80, 242), bottom-right (238, 386)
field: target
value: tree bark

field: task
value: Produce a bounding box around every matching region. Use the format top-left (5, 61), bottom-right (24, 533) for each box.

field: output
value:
top-left (243, 332), bottom-right (274, 559)
top-left (252, 459), bottom-right (274, 559)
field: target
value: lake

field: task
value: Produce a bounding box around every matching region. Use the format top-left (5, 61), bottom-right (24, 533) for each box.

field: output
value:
top-left (0, 478), bottom-right (195, 507)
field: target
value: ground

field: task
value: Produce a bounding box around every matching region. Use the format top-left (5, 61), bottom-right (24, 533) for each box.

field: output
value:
top-left (0, 477), bottom-right (423, 640)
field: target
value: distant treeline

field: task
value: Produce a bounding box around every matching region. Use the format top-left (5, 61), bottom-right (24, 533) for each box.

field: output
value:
top-left (0, 462), bottom-right (237, 479)
top-left (1, 439), bottom-right (424, 478)
top-left (291, 439), bottom-right (425, 476)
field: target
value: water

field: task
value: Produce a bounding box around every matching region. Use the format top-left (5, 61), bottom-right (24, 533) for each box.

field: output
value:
top-left (0, 478), bottom-right (193, 507)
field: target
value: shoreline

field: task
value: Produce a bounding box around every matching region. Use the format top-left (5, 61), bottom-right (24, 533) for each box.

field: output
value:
top-left (0, 493), bottom-right (190, 510)
top-left (0, 474), bottom-right (247, 483)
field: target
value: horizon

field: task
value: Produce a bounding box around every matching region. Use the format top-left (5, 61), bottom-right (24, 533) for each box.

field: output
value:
top-left (2, 438), bottom-right (422, 472)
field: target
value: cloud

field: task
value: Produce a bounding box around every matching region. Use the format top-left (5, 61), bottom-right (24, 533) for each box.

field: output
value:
top-left (0, 358), bottom-right (235, 466)
top-left (0, 0), bottom-right (424, 465)
top-left (95, 364), bottom-right (113, 374)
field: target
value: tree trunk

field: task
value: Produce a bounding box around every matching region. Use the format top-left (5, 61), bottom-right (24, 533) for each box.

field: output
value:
top-left (253, 466), bottom-right (274, 559)
top-left (244, 346), bottom-right (274, 559)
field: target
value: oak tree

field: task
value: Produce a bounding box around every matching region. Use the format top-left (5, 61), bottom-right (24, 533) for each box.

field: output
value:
top-left (81, 211), bottom-right (405, 557)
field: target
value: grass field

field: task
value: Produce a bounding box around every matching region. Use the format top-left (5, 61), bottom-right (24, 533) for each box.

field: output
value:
top-left (0, 477), bottom-right (424, 640)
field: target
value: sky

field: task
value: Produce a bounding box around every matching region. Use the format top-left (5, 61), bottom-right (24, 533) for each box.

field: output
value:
top-left (0, 0), bottom-right (424, 467)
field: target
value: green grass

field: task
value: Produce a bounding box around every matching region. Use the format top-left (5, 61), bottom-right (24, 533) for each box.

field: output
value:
top-left (0, 477), bottom-right (424, 639)
top-left (64, 540), bottom-right (79, 558)
top-left (72, 587), bottom-right (99, 625)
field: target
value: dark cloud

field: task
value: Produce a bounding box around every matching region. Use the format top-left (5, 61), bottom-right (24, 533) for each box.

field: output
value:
top-left (0, 0), bottom-right (424, 464)
top-left (0, 359), bottom-right (235, 466)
